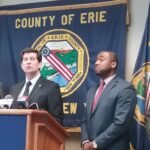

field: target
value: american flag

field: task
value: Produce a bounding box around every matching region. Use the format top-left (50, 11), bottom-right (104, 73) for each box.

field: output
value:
top-left (42, 46), bottom-right (73, 81)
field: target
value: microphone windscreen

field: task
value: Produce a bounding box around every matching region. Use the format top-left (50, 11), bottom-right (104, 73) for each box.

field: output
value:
top-left (4, 94), bottom-right (13, 99)
top-left (0, 94), bottom-right (13, 109)
top-left (3, 104), bottom-right (9, 109)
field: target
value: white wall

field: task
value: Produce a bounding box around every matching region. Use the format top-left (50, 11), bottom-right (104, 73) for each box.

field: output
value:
top-left (126, 0), bottom-right (150, 81)
top-left (0, 0), bottom-right (150, 149)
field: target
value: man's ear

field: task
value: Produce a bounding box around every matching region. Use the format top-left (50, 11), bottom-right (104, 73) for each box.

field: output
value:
top-left (111, 61), bottom-right (117, 69)
top-left (21, 62), bottom-right (23, 70)
top-left (39, 62), bottom-right (42, 69)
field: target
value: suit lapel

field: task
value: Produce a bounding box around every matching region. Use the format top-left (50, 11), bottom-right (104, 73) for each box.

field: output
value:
top-left (91, 77), bottom-right (119, 114)
top-left (14, 81), bottom-right (24, 101)
top-left (89, 85), bottom-right (98, 114)
top-left (28, 77), bottom-right (44, 103)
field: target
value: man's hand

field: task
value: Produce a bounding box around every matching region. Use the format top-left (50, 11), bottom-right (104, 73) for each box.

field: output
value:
top-left (83, 142), bottom-right (95, 150)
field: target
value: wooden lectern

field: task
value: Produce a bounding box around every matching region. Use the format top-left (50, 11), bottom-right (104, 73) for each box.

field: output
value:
top-left (0, 109), bottom-right (69, 150)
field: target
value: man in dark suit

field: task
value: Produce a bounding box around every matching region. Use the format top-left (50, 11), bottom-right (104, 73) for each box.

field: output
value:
top-left (81, 51), bottom-right (136, 150)
top-left (10, 48), bottom-right (63, 125)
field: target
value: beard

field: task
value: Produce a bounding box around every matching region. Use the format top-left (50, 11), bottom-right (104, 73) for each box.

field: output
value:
top-left (95, 68), bottom-right (114, 78)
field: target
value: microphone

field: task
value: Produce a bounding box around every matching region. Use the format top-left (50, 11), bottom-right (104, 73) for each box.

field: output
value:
top-left (16, 96), bottom-right (29, 109)
top-left (4, 94), bottom-right (13, 99)
top-left (0, 94), bottom-right (13, 109)
top-left (16, 97), bottom-right (39, 110)
top-left (27, 102), bottom-right (39, 109)
top-left (3, 105), bottom-right (9, 109)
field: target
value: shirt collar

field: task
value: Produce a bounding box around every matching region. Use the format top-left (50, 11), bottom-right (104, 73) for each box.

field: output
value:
top-left (102, 74), bottom-right (116, 86)
top-left (25, 73), bottom-right (41, 85)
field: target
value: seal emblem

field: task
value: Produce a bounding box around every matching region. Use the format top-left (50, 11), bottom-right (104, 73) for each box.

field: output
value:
top-left (32, 29), bottom-right (89, 98)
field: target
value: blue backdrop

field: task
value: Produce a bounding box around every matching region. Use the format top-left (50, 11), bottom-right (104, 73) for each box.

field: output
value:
top-left (0, 0), bottom-right (127, 128)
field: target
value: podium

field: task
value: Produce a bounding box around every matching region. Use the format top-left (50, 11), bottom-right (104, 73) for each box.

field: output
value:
top-left (0, 109), bottom-right (69, 150)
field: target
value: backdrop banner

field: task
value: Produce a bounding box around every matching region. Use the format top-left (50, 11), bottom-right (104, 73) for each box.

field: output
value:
top-left (0, 0), bottom-right (127, 128)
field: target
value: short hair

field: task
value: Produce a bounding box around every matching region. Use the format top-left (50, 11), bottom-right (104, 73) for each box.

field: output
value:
top-left (109, 51), bottom-right (118, 69)
top-left (20, 48), bottom-right (42, 62)
top-left (100, 50), bottom-right (118, 70)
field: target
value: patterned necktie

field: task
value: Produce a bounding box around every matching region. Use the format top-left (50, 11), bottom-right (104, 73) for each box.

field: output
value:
top-left (92, 80), bottom-right (105, 112)
top-left (23, 81), bottom-right (32, 96)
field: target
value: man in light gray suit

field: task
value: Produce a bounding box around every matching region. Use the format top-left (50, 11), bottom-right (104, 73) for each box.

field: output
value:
top-left (81, 51), bottom-right (136, 150)
top-left (146, 111), bottom-right (150, 140)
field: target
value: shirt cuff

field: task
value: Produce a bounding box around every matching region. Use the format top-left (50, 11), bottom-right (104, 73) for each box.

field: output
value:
top-left (93, 141), bottom-right (98, 149)
top-left (82, 140), bottom-right (90, 147)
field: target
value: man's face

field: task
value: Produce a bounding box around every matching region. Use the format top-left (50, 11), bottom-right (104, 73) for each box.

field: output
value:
top-left (21, 52), bottom-right (41, 75)
top-left (95, 52), bottom-right (115, 77)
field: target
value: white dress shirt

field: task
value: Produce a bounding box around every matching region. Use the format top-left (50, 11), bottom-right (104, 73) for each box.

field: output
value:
top-left (18, 74), bottom-right (41, 99)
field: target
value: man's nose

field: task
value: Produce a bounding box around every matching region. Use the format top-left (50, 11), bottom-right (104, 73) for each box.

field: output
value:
top-left (95, 60), bottom-right (100, 64)
top-left (26, 59), bottom-right (31, 63)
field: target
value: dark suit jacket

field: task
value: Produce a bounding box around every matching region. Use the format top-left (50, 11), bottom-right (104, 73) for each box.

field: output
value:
top-left (0, 82), bottom-right (7, 98)
top-left (10, 76), bottom-right (63, 124)
top-left (81, 76), bottom-right (136, 150)
top-left (146, 110), bottom-right (150, 140)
